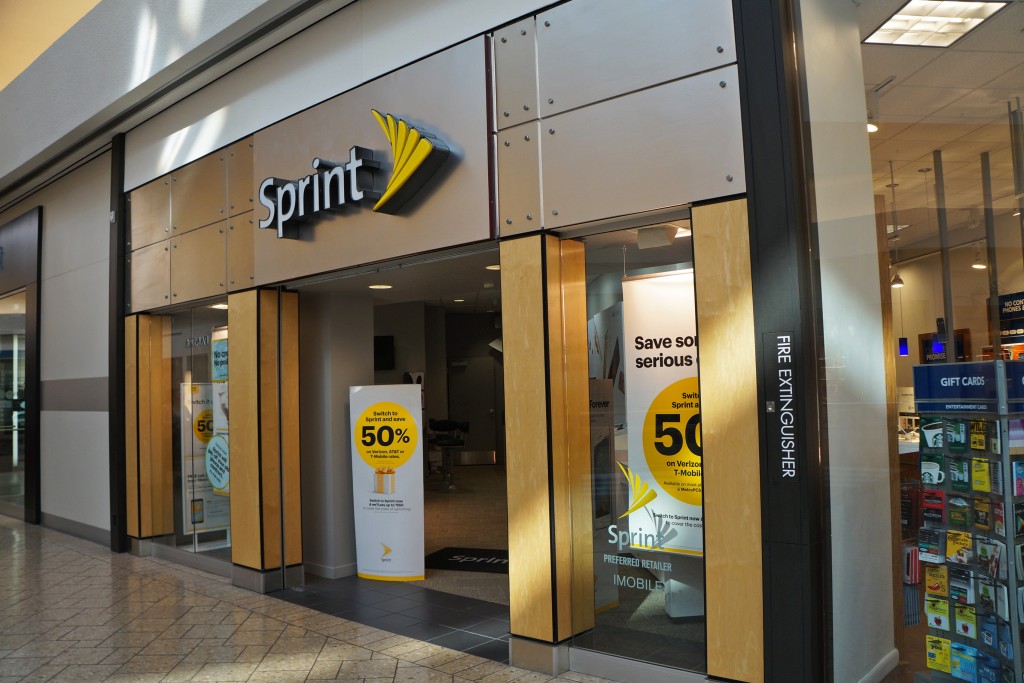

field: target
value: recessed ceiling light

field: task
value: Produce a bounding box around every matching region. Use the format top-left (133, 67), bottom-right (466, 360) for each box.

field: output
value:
top-left (368, 284), bottom-right (392, 290)
top-left (864, 1), bottom-right (1007, 48)
top-left (485, 264), bottom-right (501, 271)
top-left (453, 298), bottom-right (465, 303)
top-left (209, 303), bottom-right (229, 310)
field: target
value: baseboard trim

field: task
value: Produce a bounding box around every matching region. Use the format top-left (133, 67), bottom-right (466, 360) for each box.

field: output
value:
top-left (304, 560), bottom-right (357, 580)
top-left (40, 513), bottom-right (109, 545)
top-left (856, 649), bottom-right (899, 683)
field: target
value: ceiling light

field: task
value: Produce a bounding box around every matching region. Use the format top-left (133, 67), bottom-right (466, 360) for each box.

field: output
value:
top-left (865, 1), bottom-right (1007, 48)
top-left (674, 225), bottom-right (692, 238)
top-left (485, 264), bottom-right (501, 271)
top-left (891, 272), bottom-right (905, 288)
top-left (209, 303), bottom-right (229, 310)
top-left (972, 244), bottom-right (987, 269)
top-left (453, 298), bottom-right (465, 303)
top-left (368, 284), bottom-right (392, 290)
top-left (867, 122), bottom-right (879, 133)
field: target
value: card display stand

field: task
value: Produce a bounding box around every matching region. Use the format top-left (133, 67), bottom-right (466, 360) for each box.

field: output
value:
top-left (912, 361), bottom-right (1024, 682)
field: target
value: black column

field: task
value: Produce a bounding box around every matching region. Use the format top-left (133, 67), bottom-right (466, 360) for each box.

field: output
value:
top-left (108, 134), bottom-right (128, 552)
top-left (732, 0), bottom-right (827, 681)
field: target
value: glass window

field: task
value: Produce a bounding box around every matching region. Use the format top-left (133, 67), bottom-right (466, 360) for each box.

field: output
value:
top-left (0, 290), bottom-right (26, 517)
top-left (572, 222), bottom-right (706, 673)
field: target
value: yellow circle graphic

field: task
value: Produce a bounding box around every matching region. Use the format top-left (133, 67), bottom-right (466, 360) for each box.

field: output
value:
top-left (354, 401), bottom-right (419, 470)
top-left (193, 409), bottom-right (214, 445)
top-left (642, 377), bottom-right (702, 505)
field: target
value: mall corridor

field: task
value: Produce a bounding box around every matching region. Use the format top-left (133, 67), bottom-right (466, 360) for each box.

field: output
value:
top-left (0, 517), bottom-right (612, 683)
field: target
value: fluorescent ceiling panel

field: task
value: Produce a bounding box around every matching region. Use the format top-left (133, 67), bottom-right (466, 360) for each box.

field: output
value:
top-left (865, 1), bottom-right (1007, 47)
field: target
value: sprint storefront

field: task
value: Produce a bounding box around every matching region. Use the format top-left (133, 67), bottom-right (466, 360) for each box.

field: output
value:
top-left (121, 2), bottom-right (792, 682)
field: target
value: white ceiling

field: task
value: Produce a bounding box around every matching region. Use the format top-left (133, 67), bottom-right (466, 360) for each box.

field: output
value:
top-left (859, 0), bottom-right (1024, 255)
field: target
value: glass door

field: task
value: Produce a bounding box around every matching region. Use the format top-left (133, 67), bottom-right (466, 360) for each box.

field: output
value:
top-left (0, 291), bottom-right (27, 518)
top-left (571, 223), bottom-right (706, 673)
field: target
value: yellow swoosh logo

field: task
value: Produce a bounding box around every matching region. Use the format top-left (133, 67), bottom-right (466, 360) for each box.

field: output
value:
top-left (617, 462), bottom-right (657, 517)
top-left (371, 110), bottom-right (450, 214)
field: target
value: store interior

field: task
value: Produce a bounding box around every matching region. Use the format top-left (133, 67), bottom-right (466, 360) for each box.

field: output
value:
top-left (0, 291), bottom-right (25, 519)
top-left (852, 1), bottom-right (1024, 681)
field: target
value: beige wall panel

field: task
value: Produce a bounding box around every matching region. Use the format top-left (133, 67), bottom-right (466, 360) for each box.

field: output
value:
top-left (170, 222), bottom-right (227, 304)
top-left (227, 213), bottom-right (255, 291)
top-left (501, 236), bottom-right (554, 642)
top-left (876, 195), bottom-right (903, 656)
top-left (251, 39), bottom-right (490, 286)
top-left (130, 176), bottom-right (171, 250)
top-left (259, 290), bottom-right (282, 570)
top-left (130, 240), bottom-right (170, 313)
top-left (229, 290), bottom-right (262, 570)
top-left (559, 239), bottom-right (595, 636)
top-left (136, 315), bottom-right (154, 538)
top-left (493, 18), bottom-right (539, 130)
top-left (227, 138), bottom-right (254, 218)
top-left (496, 121), bottom-right (542, 236)
top-left (543, 235), bottom-right (573, 642)
top-left (171, 151), bottom-right (226, 234)
top-left (692, 199), bottom-right (764, 683)
top-left (151, 316), bottom-right (173, 535)
top-left (125, 317), bottom-right (140, 538)
top-left (280, 292), bottom-right (302, 566)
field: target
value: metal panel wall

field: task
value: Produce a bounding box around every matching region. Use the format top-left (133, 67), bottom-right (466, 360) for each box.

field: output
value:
top-left (493, 18), bottom-right (539, 131)
top-left (129, 178), bottom-right (171, 250)
top-left (496, 121), bottom-right (542, 235)
top-left (129, 241), bottom-right (170, 313)
top-left (169, 221), bottom-right (227, 303)
top-left (171, 153), bottom-right (227, 236)
top-left (536, 0), bottom-right (736, 118)
top-left (540, 67), bottom-right (745, 230)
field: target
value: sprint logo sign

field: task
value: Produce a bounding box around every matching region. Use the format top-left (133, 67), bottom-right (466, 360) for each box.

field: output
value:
top-left (381, 543), bottom-right (393, 562)
top-left (258, 111), bottom-right (450, 238)
top-left (606, 463), bottom-right (678, 552)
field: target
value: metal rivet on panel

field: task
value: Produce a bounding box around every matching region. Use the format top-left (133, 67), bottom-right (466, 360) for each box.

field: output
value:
top-left (503, 111), bottom-right (510, 118)
top-left (249, 275), bottom-right (255, 280)
top-left (524, 135), bottom-right (530, 141)
top-left (219, 228), bottom-right (224, 233)
top-left (501, 37), bottom-right (507, 43)
top-left (219, 282), bottom-right (224, 287)
top-left (523, 104), bottom-right (530, 111)
top-left (164, 246), bottom-right (168, 251)
top-left (164, 180), bottom-right (169, 186)
top-left (230, 204), bottom-right (235, 210)
top-left (544, 20), bottom-right (550, 27)
top-left (526, 214), bottom-right (533, 220)
top-left (220, 208), bottom-right (224, 213)
top-left (249, 218), bottom-right (253, 224)
top-left (230, 279), bottom-right (235, 284)
top-left (173, 243), bottom-right (177, 248)
top-left (249, 143), bottom-right (253, 148)
top-left (719, 81), bottom-right (727, 88)
top-left (504, 140), bottom-right (510, 147)
top-left (173, 293), bottom-right (178, 297)
top-left (506, 218), bottom-right (513, 225)
top-left (164, 227), bottom-right (169, 232)
top-left (547, 98), bottom-right (554, 104)
top-left (249, 197), bottom-right (253, 202)
top-left (726, 175), bottom-right (734, 182)
top-left (520, 29), bottom-right (526, 35)
top-left (229, 225), bottom-right (234, 231)
top-left (172, 176), bottom-right (177, 181)
top-left (552, 209), bottom-right (559, 215)
top-left (219, 155), bottom-right (224, 161)
top-left (717, 45), bottom-right (724, 53)
top-left (549, 128), bottom-right (555, 135)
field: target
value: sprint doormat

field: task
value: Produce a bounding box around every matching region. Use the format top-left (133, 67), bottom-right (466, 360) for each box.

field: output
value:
top-left (425, 547), bottom-right (509, 574)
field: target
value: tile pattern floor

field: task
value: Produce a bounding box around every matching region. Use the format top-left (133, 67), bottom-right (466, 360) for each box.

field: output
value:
top-left (0, 517), bottom-right (615, 683)
top-left (277, 576), bottom-right (511, 664)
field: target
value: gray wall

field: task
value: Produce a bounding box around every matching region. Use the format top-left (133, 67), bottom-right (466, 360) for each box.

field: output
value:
top-left (0, 154), bottom-right (111, 536)
top-left (299, 291), bottom-right (373, 579)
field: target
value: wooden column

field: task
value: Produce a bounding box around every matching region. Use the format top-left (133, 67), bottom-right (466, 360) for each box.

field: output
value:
top-left (501, 235), bottom-right (591, 643)
top-left (124, 314), bottom-right (173, 538)
top-left (693, 199), bottom-right (765, 683)
top-left (229, 289), bottom-right (302, 577)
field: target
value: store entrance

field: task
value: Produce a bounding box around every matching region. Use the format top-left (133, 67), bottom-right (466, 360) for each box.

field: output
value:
top-left (0, 290), bottom-right (26, 519)
top-left (295, 245), bottom-right (510, 606)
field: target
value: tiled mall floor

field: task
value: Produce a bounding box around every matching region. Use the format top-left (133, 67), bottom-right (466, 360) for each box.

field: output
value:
top-left (0, 517), bottom-right (612, 683)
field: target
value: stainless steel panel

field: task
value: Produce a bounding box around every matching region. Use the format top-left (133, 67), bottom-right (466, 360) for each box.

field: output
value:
top-left (541, 66), bottom-right (745, 230)
top-left (496, 121), bottom-right (542, 236)
top-left (130, 177), bottom-right (171, 250)
top-left (227, 138), bottom-right (254, 218)
top-left (170, 221), bottom-right (227, 304)
top-left (537, 0), bottom-right (736, 118)
top-left (227, 212), bottom-right (255, 292)
top-left (129, 240), bottom-right (170, 312)
top-left (493, 18), bottom-right (539, 131)
top-left (171, 152), bottom-right (226, 235)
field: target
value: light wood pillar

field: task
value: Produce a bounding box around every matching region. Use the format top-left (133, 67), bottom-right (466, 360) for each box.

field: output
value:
top-left (501, 235), bottom-right (591, 644)
top-left (229, 289), bottom-right (302, 583)
top-left (693, 199), bottom-right (765, 683)
top-left (124, 314), bottom-right (173, 538)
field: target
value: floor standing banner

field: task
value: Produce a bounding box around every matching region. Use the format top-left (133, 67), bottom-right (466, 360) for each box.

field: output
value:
top-left (181, 382), bottom-right (230, 533)
top-left (349, 384), bottom-right (425, 580)
top-left (621, 271), bottom-right (702, 556)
